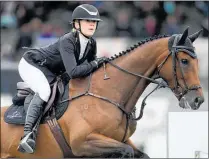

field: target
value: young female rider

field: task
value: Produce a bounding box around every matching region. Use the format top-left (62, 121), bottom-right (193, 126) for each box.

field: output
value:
top-left (17, 4), bottom-right (107, 153)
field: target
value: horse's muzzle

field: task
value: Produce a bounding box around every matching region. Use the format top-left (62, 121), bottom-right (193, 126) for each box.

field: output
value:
top-left (179, 90), bottom-right (204, 110)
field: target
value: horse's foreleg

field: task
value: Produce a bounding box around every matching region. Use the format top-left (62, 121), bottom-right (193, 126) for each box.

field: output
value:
top-left (71, 133), bottom-right (134, 158)
top-left (125, 139), bottom-right (150, 159)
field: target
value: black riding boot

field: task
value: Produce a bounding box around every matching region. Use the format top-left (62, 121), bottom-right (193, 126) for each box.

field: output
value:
top-left (17, 93), bottom-right (45, 153)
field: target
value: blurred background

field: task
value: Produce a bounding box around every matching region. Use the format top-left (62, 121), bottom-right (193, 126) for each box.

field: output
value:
top-left (1, 1), bottom-right (208, 158)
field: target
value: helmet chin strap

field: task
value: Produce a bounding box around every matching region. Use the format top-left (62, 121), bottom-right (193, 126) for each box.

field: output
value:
top-left (74, 20), bottom-right (98, 39)
top-left (78, 21), bottom-right (91, 39)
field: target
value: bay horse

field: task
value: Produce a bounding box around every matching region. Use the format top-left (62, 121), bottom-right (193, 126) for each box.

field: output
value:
top-left (1, 28), bottom-right (204, 158)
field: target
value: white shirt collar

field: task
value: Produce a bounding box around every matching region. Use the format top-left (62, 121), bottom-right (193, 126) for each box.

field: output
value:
top-left (78, 32), bottom-right (89, 60)
top-left (79, 32), bottom-right (89, 44)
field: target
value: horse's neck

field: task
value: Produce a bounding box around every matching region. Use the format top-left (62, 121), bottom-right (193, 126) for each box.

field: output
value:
top-left (91, 38), bottom-right (168, 112)
top-left (122, 38), bottom-right (169, 112)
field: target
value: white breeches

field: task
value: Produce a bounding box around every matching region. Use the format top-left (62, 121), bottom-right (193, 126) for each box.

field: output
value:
top-left (18, 58), bottom-right (51, 102)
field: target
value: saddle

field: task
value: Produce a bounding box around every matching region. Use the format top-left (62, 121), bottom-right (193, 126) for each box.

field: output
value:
top-left (3, 74), bottom-right (96, 157)
top-left (4, 78), bottom-right (69, 125)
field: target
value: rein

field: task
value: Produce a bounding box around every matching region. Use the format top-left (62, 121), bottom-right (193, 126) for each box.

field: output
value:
top-left (59, 35), bottom-right (201, 142)
top-left (59, 61), bottom-right (168, 142)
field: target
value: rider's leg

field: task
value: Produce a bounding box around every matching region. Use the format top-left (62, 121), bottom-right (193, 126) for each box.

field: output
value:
top-left (18, 93), bottom-right (45, 153)
top-left (17, 58), bottom-right (51, 153)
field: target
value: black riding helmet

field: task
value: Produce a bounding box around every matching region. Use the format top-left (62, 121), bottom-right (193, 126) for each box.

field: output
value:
top-left (71, 4), bottom-right (102, 37)
top-left (72, 4), bottom-right (102, 22)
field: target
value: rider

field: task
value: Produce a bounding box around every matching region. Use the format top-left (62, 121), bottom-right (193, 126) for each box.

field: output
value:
top-left (17, 4), bottom-right (107, 153)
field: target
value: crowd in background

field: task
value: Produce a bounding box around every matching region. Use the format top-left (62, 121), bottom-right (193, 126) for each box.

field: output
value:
top-left (1, 1), bottom-right (208, 61)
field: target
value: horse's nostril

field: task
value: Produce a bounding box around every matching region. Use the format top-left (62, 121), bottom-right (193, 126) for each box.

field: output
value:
top-left (194, 97), bottom-right (199, 103)
top-left (194, 97), bottom-right (204, 106)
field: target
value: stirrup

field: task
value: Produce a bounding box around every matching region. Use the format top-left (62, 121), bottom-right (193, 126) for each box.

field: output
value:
top-left (17, 132), bottom-right (35, 154)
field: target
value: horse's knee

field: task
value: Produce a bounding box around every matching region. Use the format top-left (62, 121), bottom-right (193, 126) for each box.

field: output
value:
top-left (70, 142), bottom-right (82, 156)
top-left (122, 145), bottom-right (134, 158)
top-left (70, 139), bottom-right (90, 156)
top-left (134, 149), bottom-right (150, 159)
top-left (142, 153), bottom-right (150, 159)
top-left (70, 136), bottom-right (135, 158)
top-left (71, 149), bottom-right (81, 157)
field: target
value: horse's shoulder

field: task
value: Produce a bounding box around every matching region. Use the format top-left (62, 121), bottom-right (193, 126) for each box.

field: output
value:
top-left (69, 77), bottom-right (90, 97)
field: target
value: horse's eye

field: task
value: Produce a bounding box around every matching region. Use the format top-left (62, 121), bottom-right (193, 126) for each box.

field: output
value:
top-left (181, 59), bottom-right (189, 65)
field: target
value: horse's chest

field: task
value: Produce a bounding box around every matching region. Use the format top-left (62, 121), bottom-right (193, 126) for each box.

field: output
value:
top-left (78, 103), bottom-right (137, 140)
top-left (103, 118), bottom-right (137, 141)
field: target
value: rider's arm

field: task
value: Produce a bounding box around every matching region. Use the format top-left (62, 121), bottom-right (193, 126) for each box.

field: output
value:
top-left (59, 37), bottom-right (97, 80)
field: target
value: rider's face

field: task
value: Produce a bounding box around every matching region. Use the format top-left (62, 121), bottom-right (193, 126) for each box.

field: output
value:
top-left (79, 20), bottom-right (97, 37)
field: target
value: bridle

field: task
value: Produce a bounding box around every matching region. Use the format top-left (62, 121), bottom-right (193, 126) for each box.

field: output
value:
top-left (157, 35), bottom-right (201, 100)
top-left (59, 34), bottom-right (201, 142)
top-left (102, 35), bottom-right (201, 120)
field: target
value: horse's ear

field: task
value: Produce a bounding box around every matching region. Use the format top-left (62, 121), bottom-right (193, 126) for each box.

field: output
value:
top-left (177, 27), bottom-right (189, 45)
top-left (188, 29), bottom-right (203, 42)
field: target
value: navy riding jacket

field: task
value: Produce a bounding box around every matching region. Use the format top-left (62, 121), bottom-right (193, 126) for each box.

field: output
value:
top-left (23, 31), bottom-right (97, 83)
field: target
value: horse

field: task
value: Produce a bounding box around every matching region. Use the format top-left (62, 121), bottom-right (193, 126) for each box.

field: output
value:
top-left (1, 27), bottom-right (204, 158)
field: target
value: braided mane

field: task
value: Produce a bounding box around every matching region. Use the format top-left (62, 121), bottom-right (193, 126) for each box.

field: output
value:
top-left (107, 35), bottom-right (170, 61)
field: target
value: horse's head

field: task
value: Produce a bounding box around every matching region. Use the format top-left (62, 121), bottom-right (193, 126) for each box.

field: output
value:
top-left (157, 27), bottom-right (204, 110)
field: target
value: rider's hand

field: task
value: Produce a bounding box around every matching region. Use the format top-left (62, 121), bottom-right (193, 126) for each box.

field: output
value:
top-left (60, 72), bottom-right (70, 84)
top-left (93, 57), bottom-right (109, 67)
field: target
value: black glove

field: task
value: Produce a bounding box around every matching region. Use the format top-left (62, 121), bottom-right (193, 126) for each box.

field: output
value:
top-left (60, 72), bottom-right (70, 84)
top-left (93, 57), bottom-right (109, 67)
